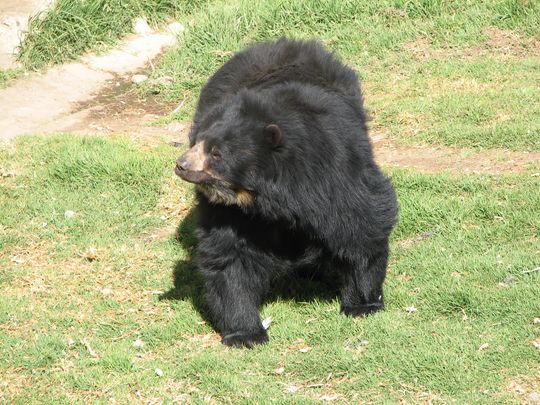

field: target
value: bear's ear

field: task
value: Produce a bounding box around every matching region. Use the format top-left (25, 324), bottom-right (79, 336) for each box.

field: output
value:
top-left (264, 124), bottom-right (282, 148)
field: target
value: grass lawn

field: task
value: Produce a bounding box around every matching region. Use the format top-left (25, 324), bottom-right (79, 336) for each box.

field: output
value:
top-left (17, 0), bottom-right (208, 70)
top-left (149, 0), bottom-right (540, 151)
top-left (0, 135), bottom-right (538, 403)
top-left (2, 0), bottom-right (539, 403)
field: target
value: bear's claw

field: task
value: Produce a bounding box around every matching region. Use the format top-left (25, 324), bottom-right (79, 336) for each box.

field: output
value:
top-left (341, 303), bottom-right (384, 317)
top-left (222, 329), bottom-right (269, 348)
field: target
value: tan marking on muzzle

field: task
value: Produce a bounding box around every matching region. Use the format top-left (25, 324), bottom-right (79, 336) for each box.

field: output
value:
top-left (182, 141), bottom-right (207, 171)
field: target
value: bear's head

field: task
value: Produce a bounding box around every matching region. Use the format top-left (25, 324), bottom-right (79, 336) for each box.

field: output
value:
top-left (175, 90), bottom-right (283, 208)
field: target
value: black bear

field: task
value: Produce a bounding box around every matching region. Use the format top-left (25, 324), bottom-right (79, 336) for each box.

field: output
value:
top-left (175, 38), bottom-right (398, 348)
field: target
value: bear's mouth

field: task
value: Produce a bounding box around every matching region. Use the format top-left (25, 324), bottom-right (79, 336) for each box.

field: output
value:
top-left (174, 165), bottom-right (213, 184)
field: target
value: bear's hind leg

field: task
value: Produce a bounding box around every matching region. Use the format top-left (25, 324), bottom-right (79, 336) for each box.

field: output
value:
top-left (339, 243), bottom-right (388, 317)
top-left (202, 257), bottom-right (270, 348)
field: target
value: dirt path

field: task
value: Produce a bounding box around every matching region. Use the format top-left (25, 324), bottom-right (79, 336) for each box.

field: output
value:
top-left (372, 135), bottom-right (540, 174)
top-left (0, 20), bottom-right (180, 140)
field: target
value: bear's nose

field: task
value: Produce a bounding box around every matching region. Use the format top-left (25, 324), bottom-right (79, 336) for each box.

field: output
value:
top-left (176, 156), bottom-right (188, 171)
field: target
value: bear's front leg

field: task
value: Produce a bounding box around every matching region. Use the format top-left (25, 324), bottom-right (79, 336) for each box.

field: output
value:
top-left (198, 231), bottom-right (270, 348)
top-left (339, 242), bottom-right (389, 317)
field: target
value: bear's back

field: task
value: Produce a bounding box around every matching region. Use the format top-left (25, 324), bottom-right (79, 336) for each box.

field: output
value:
top-left (195, 39), bottom-right (361, 120)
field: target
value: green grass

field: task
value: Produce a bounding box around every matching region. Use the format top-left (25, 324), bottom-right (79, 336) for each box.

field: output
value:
top-left (1, 135), bottom-right (538, 403)
top-left (0, 69), bottom-right (21, 88)
top-left (148, 0), bottom-right (540, 150)
top-left (17, 0), bottom-right (208, 70)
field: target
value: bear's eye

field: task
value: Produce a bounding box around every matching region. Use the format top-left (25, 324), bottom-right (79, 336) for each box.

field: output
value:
top-left (211, 147), bottom-right (222, 160)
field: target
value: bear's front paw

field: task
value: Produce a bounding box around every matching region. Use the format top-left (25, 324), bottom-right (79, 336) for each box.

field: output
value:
top-left (222, 329), bottom-right (269, 348)
top-left (341, 303), bottom-right (384, 317)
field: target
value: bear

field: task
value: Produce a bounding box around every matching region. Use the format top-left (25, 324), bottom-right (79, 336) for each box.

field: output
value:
top-left (174, 38), bottom-right (398, 348)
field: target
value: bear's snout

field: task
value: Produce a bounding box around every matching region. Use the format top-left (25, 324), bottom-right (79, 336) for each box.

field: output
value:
top-left (175, 142), bottom-right (213, 184)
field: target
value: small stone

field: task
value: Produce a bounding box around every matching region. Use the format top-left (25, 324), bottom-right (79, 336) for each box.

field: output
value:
top-left (406, 305), bottom-right (417, 314)
top-left (274, 367), bottom-right (285, 375)
top-left (533, 317), bottom-right (540, 324)
top-left (533, 339), bottom-right (540, 349)
top-left (134, 18), bottom-right (153, 34)
top-left (102, 287), bottom-right (112, 296)
top-left (168, 22), bottom-right (185, 35)
top-left (64, 210), bottom-right (76, 218)
top-left (155, 368), bottom-right (164, 377)
top-left (133, 339), bottom-right (145, 349)
top-left (298, 346), bottom-right (312, 353)
top-left (132, 74), bottom-right (148, 84)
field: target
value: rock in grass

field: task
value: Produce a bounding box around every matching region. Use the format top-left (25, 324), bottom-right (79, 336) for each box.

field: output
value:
top-left (64, 210), bottom-right (76, 218)
top-left (134, 18), bottom-right (153, 34)
top-left (132, 74), bottom-right (148, 84)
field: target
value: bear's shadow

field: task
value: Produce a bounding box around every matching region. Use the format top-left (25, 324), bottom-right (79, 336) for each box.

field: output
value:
top-left (159, 208), bottom-right (339, 326)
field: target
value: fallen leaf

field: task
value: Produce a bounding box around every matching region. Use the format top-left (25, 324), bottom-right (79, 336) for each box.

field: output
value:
top-left (10, 255), bottom-right (25, 264)
top-left (285, 384), bottom-right (301, 393)
top-left (262, 316), bottom-right (273, 330)
top-left (83, 247), bottom-right (98, 261)
top-left (82, 339), bottom-right (99, 358)
top-left (478, 343), bottom-right (490, 351)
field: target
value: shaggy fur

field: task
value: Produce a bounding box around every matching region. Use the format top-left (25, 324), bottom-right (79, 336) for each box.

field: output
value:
top-left (175, 38), bottom-right (398, 348)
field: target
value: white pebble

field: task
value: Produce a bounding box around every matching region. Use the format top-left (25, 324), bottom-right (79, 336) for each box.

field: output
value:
top-left (155, 368), bottom-right (164, 377)
top-left (132, 74), bottom-right (148, 84)
top-left (133, 339), bottom-right (145, 349)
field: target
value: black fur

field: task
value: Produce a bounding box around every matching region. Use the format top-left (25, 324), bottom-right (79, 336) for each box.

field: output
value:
top-left (177, 38), bottom-right (398, 347)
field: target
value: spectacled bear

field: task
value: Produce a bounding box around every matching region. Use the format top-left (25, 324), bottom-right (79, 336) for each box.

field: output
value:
top-left (175, 38), bottom-right (398, 348)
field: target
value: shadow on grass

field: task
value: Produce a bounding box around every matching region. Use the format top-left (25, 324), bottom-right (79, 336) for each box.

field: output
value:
top-left (159, 208), bottom-right (340, 327)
